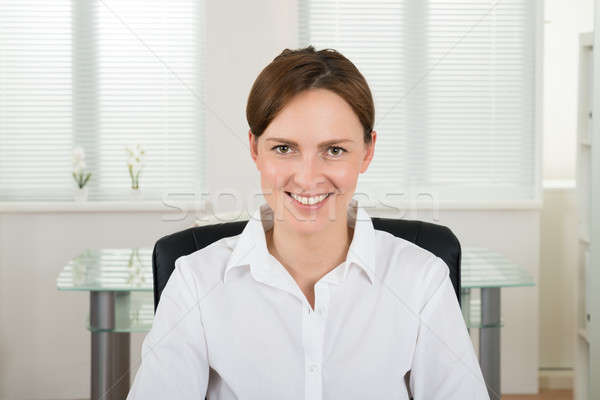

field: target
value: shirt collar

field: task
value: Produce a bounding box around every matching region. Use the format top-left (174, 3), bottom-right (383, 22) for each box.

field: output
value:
top-left (223, 198), bottom-right (376, 286)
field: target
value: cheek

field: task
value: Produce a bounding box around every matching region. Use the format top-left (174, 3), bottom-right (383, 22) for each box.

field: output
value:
top-left (259, 159), bottom-right (288, 188)
top-left (329, 162), bottom-right (361, 188)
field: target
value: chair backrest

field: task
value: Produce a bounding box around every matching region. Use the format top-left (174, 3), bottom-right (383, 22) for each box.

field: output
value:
top-left (152, 217), bottom-right (462, 313)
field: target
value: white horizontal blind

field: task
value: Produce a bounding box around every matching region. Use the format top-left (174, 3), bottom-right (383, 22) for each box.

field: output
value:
top-left (0, 0), bottom-right (205, 202)
top-left (0, 1), bottom-right (73, 201)
top-left (299, 0), bottom-right (537, 203)
top-left (92, 0), bottom-right (205, 201)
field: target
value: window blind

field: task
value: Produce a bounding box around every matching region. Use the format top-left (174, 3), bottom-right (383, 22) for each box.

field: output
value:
top-left (0, 0), bottom-right (205, 202)
top-left (0, 0), bottom-right (73, 201)
top-left (299, 0), bottom-right (538, 203)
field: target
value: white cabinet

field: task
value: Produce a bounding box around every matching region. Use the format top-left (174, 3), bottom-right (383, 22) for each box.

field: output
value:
top-left (576, 31), bottom-right (595, 400)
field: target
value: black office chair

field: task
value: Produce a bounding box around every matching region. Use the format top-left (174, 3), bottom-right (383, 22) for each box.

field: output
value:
top-left (151, 216), bottom-right (461, 399)
top-left (152, 217), bottom-right (462, 312)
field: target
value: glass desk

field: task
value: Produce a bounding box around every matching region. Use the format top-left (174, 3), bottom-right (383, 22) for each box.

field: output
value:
top-left (57, 248), bottom-right (153, 400)
top-left (460, 246), bottom-right (535, 400)
top-left (57, 246), bottom-right (534, 400)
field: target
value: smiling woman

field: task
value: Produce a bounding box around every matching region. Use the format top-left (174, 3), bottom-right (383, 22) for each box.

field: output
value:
top-left (246, 46), bottom-right (378, 310)
top-left (127, 46), bottom-right (489, 400)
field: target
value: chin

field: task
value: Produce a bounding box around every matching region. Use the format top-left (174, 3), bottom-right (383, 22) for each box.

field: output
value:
top-left (287, 218), bottom-right (330, 235)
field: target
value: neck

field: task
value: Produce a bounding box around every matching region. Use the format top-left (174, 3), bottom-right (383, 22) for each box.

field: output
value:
top-left (266, 214), bottom-right (354, 285)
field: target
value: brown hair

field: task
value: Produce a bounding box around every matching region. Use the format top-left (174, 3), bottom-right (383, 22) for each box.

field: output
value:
top-left (246, 45), bottom-right (374, 145)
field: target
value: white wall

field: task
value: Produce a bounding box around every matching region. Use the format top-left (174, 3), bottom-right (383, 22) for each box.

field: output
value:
top-left (543, 0), bottom-right (594, 181)
top-left (539, 186), bottom-right (577, 372)
top-left (539, 0), bottom-right (593, 382)
top-left (0, 0), bottom-right (546, 398)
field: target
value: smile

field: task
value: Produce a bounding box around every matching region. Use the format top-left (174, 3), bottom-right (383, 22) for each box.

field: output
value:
top-left (285, 191), bottom-right (333, 207)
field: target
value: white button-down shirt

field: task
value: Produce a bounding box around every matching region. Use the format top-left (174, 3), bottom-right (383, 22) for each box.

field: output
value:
top-left (127, 199), bottom-right (489, 399)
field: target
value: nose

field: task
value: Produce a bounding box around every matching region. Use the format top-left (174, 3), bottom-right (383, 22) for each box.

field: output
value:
top-left (293, 153), bottom-right (326, 191)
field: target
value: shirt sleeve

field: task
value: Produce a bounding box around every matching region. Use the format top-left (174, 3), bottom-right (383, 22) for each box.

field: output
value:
top-left (126, 256), bottom-right (209, 399)
top-left (409, 257), bottom-right (490, 399)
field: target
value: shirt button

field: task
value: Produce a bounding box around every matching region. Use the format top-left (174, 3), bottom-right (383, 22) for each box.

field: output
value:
top-left (308, 363), bottom-right (320, 373)
top-left (317, 306), bottom-right (327, 315)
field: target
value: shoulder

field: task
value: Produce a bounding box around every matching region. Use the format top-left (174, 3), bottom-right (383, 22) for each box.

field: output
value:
top-left (373, 229), bottom-right (450, 313)
top-left (170, 234), bottom-right (240, 299)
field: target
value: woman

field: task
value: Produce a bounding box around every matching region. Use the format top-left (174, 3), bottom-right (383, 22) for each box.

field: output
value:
top-left (127, 46), bottom-right (489, 399)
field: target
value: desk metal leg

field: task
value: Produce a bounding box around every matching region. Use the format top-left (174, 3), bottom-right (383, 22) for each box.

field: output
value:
top-left (90, 291), bottom-right (130, 400)
top-left (461, 288), bottom-right (471, 324)
top-left (480, 287), bottom-right (501, 400)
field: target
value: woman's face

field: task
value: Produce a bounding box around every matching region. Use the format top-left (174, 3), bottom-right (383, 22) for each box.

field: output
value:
top-left (249, 88), bottom-right (376, 235)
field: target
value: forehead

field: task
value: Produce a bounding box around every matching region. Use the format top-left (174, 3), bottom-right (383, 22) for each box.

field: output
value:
top-left (264, 88), bottom-right (363, 141)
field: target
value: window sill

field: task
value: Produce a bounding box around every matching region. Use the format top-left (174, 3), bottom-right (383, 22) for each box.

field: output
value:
top-left (365, 199), bottom-right (542, 212)
top-left (0, 199), bottom-right (543, 213)
top-left (0, 201), bottom-right (204, 213)
top-left (542, 179), bottom-right (576, 191)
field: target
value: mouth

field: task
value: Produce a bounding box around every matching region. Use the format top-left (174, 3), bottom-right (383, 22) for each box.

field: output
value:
top-left (284, 191), bottom-right (334, 208)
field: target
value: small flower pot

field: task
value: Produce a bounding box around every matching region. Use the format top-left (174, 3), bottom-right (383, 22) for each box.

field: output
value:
top-left (74, 187), bottom-right (88, 202)
top-left (129, 187), bottom-right (143, 201)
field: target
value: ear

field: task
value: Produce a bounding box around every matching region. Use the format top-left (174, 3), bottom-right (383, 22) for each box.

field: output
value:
top-left (249, 129), bottom-right (259, 163)
top-left (359, 130), bottom-right (376, 174)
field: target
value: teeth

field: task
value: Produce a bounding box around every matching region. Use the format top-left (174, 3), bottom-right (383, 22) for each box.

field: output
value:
top-left (290, 192), bottom-right (329, 205)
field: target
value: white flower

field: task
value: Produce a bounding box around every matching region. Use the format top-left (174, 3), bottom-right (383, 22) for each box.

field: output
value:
top-left (72, 147), bottom-right (87, 173)
top-left (73, 146), bottom-right (85, 161)
top-left (71, 146), bottom-right (92, 189)
top-left (73, 160), bottom-right (87, 174)
top-left (126, 144), bottom-right (146, 161)
top-left (125, 144), bottom-right (146, 188)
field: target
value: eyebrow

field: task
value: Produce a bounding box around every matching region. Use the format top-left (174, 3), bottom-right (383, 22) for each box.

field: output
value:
top-left (264, 137), bottom-right (354, 147)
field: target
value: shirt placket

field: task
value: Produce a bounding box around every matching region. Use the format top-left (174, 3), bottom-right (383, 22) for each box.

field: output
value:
top-left (302, 281), bottom-right (331, 400)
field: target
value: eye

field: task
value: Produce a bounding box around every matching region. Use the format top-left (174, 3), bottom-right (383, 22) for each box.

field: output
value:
top-left (327, 146), bottom-right (346, 157)
top-left (271, 144), bottom-right (292, 154)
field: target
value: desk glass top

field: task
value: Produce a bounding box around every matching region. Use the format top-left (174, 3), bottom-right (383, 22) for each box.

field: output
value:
top-left (57, 246), bottom-right (534, 291)
top-left (461, 246), bottom-right (535, 288)
top-left (57, 246), bottom-right (534, 333)
top-left (57, 248), bottom-right (153, 291)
